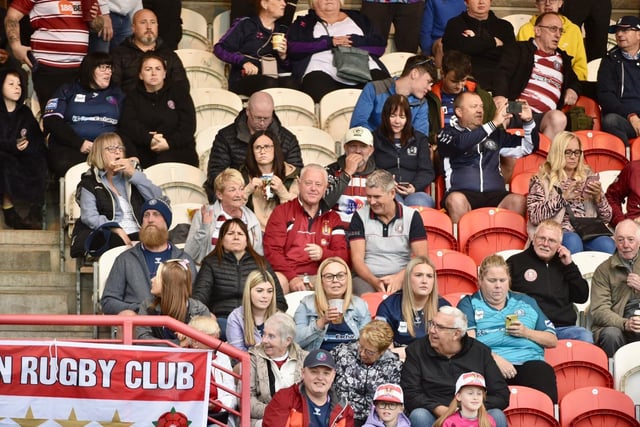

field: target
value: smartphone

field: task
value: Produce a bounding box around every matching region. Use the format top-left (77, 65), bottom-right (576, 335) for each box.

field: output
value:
top-left (26, 50), bottom-right (39, 73)
top-left (507, 101), bottom-right (523, 115)
top-left (505, 314), bottom-right (519, 328)
top-left (398, 182), bottom-right (410, 187)
top-left (581, 173), bottom-right (600, 196)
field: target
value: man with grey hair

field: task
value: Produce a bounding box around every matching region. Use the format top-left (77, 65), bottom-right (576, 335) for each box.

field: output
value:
top-left (401, 306), bottom-right (510, 427)
top-left (348, 169), bottom-right (428, 295)
top-left (591, 219), bottom-right (640, 357)
top-left (264, 164), bottom-right (349, 292)
top-left (249, 312), bottom-right (307, 427)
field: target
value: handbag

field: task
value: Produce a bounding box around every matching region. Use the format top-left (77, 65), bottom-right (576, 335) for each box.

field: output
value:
top-left (260, 55), bottom-right (278, 78)
top-left (565, 203), bottom-right (612, 241)
top-left (332, 46), bottom-right (372, 83)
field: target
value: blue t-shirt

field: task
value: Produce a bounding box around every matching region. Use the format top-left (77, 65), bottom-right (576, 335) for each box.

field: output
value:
top-left (321, 321), bottom-right (356, 351)
top-left (142, 244), bottom-right (173, 278)
top-left (376, 292), bottom-right (451, 346)
top-left (305, 395), bottom-right (331, 427)
top-left (457, 291), bottom-right (556, 364)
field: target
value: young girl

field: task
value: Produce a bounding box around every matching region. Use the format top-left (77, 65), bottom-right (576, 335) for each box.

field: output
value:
top-left (226, 269), bottom-right (278, 352)
top-left (137, 258), bottom-right (211, 344)
top-left (434, 372), bottom-right (496, 427)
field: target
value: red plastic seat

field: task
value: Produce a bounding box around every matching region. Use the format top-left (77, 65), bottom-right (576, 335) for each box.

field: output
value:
top-left (574, 130), bottom-right (629, 172)
top-left (544, 339), bottom-right (613, 403)
top-left (442, 291), bottom-right (471, 307)
top-left (559, 387), bottom-right (637, 427)
top-left (360, 292), bottom-right (390, 318)
top-left (428, 249), bottom-right (478, 295)
top-left (413, 207), bottom-right (457, 251)
top-left (505, 386), bottom-right (559, 427)
top-left (512, 151), bottom-right (547, 177)
top-left (510, 171), bottom-right (535, 196)
top-left (457, 208), bottom-right (528, 265)
top-left (505, 128), bottom-right (552, 155)
top-left (631, 137), bottom-right (640, 161)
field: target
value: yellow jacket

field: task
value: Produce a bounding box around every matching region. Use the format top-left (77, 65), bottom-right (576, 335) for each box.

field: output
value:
top-left (517, 14), bottom-right (588, 81)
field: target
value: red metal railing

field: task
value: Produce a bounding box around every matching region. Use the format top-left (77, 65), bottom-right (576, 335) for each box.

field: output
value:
top-left (0, 314), bottom-right (249, 426)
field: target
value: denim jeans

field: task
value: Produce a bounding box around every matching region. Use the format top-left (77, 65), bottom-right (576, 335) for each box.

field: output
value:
top-left (562, 231), bottom-right (616, 254)
top-left (89, 12), bottom-right (134, 53)
top-left (395, 191), bottom-right (435, 208)
top-left (555, 325), bottom-right (594, 343)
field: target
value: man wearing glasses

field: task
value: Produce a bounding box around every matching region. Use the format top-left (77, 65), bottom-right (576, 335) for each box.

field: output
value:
top-left (516, 0), bottom-right (587, 81)
top-left (400, 306), bottom-right (509, 427)
top-left (205, 91), bottom-right (303, 202)
top-left (597, 16), bottom-right (640, 147)
top-left (493, 12), bottom-right (581, 142)
top-left (508, 219), bottom-right (592, 342)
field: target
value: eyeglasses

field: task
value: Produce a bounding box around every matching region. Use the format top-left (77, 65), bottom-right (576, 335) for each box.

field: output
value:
top-left (427, 320), bottom-right (459, 333)
top-left (96, 64), bottom-right (112, 72)
top-left (358, 343), bottom-right (379, 357)
top-left (615, 27), bottom-right (640, 33)
top-left (104, 145), bottom-right (125, 153)
top-left (564, 149), bottom-right (582, 158)
top-left (534, 236), bottom-right (559, 245)
top-left (166, 258), bottom-right (190, 271)
top-left (249, 111), bottom-right (272, 124)
top-left (375, 401), bottom-right (400, 410)
top-left (537, 25), bottom-right (565, 35)
top-left (321, 272), bottom-right (347, 282)
top-left (254, 144), bottom-right (274, 152)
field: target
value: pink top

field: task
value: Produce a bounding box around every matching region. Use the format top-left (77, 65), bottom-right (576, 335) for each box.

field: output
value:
top-left (441, 411), bottom-right (497, 427)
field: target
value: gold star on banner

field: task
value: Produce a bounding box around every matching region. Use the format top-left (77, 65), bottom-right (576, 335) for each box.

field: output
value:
top-left (8, 406), bottom-right (49, 427)
top-left (55, 409), bottom-right (91, 427)
top-left (100, 411), bottom-right (135, 427)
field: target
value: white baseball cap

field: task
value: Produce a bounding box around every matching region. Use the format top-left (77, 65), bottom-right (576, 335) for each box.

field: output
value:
top-left (455, 372), bottom-right (487, 394)
top-left (343, 126), bottom-right (373, 146)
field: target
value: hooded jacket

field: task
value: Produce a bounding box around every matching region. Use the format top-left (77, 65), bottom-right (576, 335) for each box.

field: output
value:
top-left (597, 46), bottom-right (640, 118)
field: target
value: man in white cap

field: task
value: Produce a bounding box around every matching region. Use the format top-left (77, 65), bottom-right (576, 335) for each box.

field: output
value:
top-left (363, 383), bottom-right (410, 427)
top-left (263, 349), bottom-right (354, 427)
top-left (325, 127), bottom-right (377, 225)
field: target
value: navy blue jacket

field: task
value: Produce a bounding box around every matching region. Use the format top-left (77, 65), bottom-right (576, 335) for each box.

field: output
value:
top-left (597, 46), bottom-right (640, 118)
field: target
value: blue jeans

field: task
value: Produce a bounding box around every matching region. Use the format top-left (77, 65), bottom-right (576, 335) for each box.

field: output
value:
top-left (396, 191), bottom-right (435, 208)
top-left (555, 325), bottom-right (594, 343)
top-left (409, 407), bottom-right (507, 427)
top-left (89, 12), bottom-right (133, 53)
top-left (602, 113), bottom-right (634, 146)
top-left (562, 231), bottom-right (616, 254)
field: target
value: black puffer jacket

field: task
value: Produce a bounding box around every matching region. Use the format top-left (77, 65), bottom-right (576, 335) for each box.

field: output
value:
top-left (204, 109), bottom-right (303, 201)
top-left (193, 250), bottom-right (287, 317)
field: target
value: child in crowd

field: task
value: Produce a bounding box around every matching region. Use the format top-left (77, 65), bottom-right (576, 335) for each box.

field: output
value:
top-left (434, 372), bottom-right (496, 427)
top-left (363, 383), bottom-right (411, 427)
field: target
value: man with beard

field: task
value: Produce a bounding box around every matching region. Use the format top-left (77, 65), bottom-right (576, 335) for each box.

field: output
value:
top-left (101, 198), bottom-right (197, 314)
top-left (110, 8), bottom-right (188, 94)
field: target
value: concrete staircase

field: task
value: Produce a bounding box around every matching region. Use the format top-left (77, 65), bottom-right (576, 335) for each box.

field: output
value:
top-left (0, 229), bottom-right (93, 338)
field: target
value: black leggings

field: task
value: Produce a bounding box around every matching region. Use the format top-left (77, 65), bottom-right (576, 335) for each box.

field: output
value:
top-left (301, 69), bottom-right (389, 103)
top-left (508, 360), bottom-right (558, 403)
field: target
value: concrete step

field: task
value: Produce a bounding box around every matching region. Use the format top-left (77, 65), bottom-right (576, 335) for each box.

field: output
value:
top-left (0, 230), bottom-right (61, 272)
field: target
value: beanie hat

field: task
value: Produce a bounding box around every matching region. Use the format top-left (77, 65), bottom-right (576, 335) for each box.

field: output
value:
top-left (141, 198), bottom-right (172, 228)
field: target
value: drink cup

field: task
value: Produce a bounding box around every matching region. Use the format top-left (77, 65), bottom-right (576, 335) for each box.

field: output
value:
top-left (328, 299), bottom-right (344, 324)
top-left (272, 33), bottom-right (285, 52)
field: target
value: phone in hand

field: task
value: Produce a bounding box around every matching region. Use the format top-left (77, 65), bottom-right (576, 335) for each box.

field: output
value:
top-left (398, 182), bottom-right (410, 187)
top-left (505, 314), bottom-right (519, 328)
top-left (507, 101), bottom-right (523, 115)
top-left (581, 173), bottom-right (600, 196)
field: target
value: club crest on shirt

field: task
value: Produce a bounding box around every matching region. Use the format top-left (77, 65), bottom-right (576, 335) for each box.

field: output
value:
top-left (524, 269), bottom-right (537, 282)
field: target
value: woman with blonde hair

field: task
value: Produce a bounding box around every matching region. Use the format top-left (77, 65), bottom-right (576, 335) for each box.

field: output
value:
top-left (137, 259), bottom-right (211, 344)
top-left (376, 256), bottom-right (449, 359)
top-left (294, 256), bottom-right (371, 350)
top-left (226, 269), bottom-right (278, 352)
top-left (528, 131), bottom-right (615, 254)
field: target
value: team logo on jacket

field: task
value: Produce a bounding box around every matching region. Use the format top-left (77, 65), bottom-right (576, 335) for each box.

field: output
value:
top-left (167, 100), bottom-right (176, 109)
top-left (524, 269), bottom-right (537, 282)
top-left (322, 220), bottom-right (331, 235)
top-left (407, 146), bottom-right (417, 156)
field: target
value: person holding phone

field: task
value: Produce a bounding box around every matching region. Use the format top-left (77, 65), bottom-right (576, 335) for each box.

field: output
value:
top-left (508, 219), bottom-right (593, 343)
top-left (527, 131), bottom-right (615, 254)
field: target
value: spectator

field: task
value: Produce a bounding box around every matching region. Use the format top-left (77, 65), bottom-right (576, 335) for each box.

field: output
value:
top-left (419, 0), bottom-right (466, 68)
top-left (286, 0), bottom-right (388, 103)
top-left (433, 372), bottom-right (496, 427)
top-left (185, 168), bottom-right (263, 264)
top-left (493, 12), bottom-right (580, 142)
top-left (70, 132), bottom-right (163, 258)
top-left (508, 219), bottom-right (592, 342)
top-left (360, 0), bottom-right (423, 54)
top-left (182, 316), bottom-right (237, 425)
top-left (118, 52), bottom-right (198, 169)
top-left (400, 306), bottom-right (509, 427)
top-left (141, 0), bottom-right (182, 51)
top-left (205, 91), bottom-right (302, 202)
top-left (89, 1), bottom-right (143, 53)
top-left (458, 254), bottom-right (558, 403)
top-left (590, 219), bottom-right (640, 357)
top-left (325, 127), bottom-right (376, 225)
top-left (249, 312), bottom-right (308, 427)
top-left (373, 94), bottom-right (435, 208)
top-left (362, 384), bottom-right (411, 427)
top-left (264, 164), bottom-right (348, 293)
top-left (101, 198), bottom-right (198, 315)
top-left (110, 8), bottom-right (188, 93)
top-left (214, 0), bottom-right (298, 96)
top-left (331, 320), bottom-right (403, 426)
top-left (527, 131), bottom-right (615, 254)
top-left (136, 258), bottom-right (211, 343)
top-left (193, 218), bottom-right (286, 335)
top-left (5, 0), bottom-right (89, 111)
top-left (0, 67), bottom-right (46, 230)
top-left (597, 16), bottom-right (640, 147)
top-left (561, 0), bottom-right (611, 61)
top-left (516, 0), bottom-right (587, 81)
top-left (376, 256), bottom-right (450, 358)
top-left (43, 52), bottom-right (125, 178)
top-left (442, 0), bottom-right (515, 93)
top-left (605, 161), bottom-right (640, 227)
top-left (430, 50), bottom-right (496, 128)
top-left (348, 169), bottom-right (428, 295)
top-left (437, 91), bottom-right (537, 223)
top-left (241, 130), bottom-right (300, 231)
top-left (263, 348), bottom-right (355, 426)
top-left (226, 269), bottom-right (278, 352)
top-left (295, 257), bottom-right (371, 351)
top-left (350, 55), bottom-right (437, 138)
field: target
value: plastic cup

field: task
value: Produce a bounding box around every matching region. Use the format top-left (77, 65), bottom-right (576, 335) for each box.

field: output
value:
top-left (328, 299), bottom-right (344, 324)
top-left (272, 33), bottom-right (285, 51)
